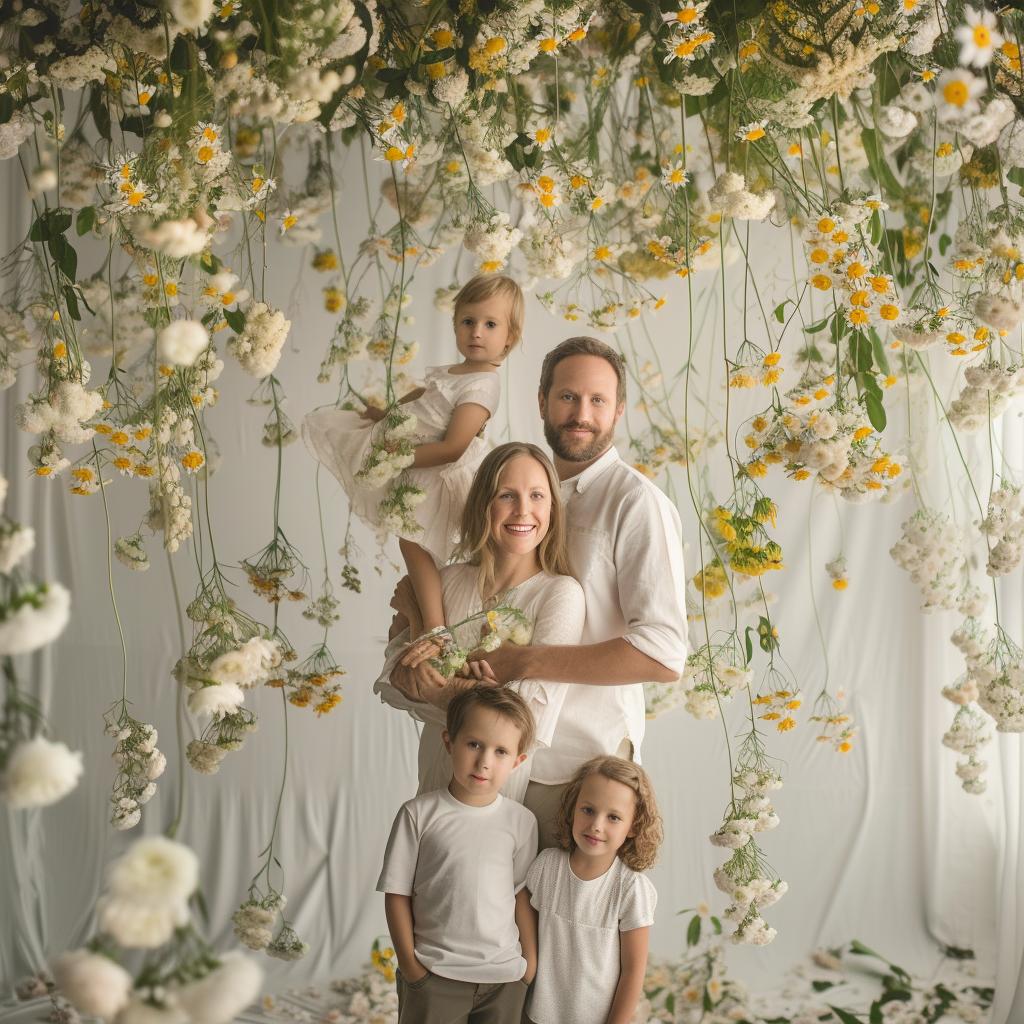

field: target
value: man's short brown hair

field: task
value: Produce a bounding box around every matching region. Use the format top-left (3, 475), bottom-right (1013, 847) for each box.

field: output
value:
top-left (446, 685), bottom-right (536, 755)
top-left (539, 336), bottom-right (627, 407)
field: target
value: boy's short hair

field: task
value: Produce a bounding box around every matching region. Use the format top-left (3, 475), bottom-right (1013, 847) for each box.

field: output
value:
top-left (539, 336), bottom-right (627, 407)
top-left (453, 275), bottom-right (525, 351)
top-left (446, 685), bottom-right (536, 755)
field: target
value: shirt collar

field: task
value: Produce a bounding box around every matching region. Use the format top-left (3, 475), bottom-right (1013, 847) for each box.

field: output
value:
top-left (560, 444), bottom-right (621, 497)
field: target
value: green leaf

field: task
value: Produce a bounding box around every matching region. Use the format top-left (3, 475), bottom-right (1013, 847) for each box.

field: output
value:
top-left (376, 67), bottom-right (407, 82)
top-left (686, 914), bottom-right (701, 947)
top-left (865, 391), bottom-right (886, 432)
top-left (48, 233), bottom-right (78, 283)
top-left (0, 92), bottom-right (12, 126)
top-left (199, 251), bottom-right (222, 274)
top-left (869, 328), bottom-right (890, 377)
top-left (194, 887), bottom-right (210, 927)
top-left (224, 308), bottom-right (245, 334)
top-left (62, 285), bottom-right (81, 321)
top-left (869, 1003), bottom-right (883, 1024)
top-left (811, 980), bottom-right (835, 992)
top-left (664, 993), bottom-right (675, 1014)
top-left (89, 85), bottom-right (111, 141)
top-left (711, 916), bottom-right (722, 934)
top-left (861, 128), bottom-right (905, 201)
top-left (829, 1006), bottom-right (866, 1024)
top-left (1007, 166), bottom-right (1024, 187)
top-left (744, 625), bottom-right (754, 666)
top-left (76, 206), bottom-right (96, 236)
top-left (805, 317), bottom-right (829, 334)
top-left (855, 333), bottom-right (873, 373)
top-left (420, 47), bottom-right (455, 64)
top-left (870, 210), bottom-right (882, 247)
top-left (773, 299), bottom-right (790, 323)
top-left (29, 215), bottom-right (47, 242)
top-left (939, 233), bottom-right (952, 256)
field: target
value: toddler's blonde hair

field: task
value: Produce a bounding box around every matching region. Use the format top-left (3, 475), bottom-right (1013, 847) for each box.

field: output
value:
top-left (453, 275), bottom-right (525, 352)
top-left (553, 756), bottom-right (664, 871)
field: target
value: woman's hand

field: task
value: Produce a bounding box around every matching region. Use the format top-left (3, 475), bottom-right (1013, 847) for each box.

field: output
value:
top-left (390, 659), bottom-right (448, 705)
top-left (400, 635), bottom-right (447, 669)
top-left (359, 405), bottom-right (385, 422)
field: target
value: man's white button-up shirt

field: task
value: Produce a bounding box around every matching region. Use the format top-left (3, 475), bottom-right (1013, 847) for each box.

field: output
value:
top-left (530, 445), bottom-right (688, 785)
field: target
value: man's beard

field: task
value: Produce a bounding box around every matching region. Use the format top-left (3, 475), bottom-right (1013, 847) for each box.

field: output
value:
top-left (543, 415), bottom-right (615, 463)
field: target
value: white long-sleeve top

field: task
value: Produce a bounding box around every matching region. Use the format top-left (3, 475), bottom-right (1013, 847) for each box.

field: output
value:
top-left (530, 445), bottom-right (688, 785)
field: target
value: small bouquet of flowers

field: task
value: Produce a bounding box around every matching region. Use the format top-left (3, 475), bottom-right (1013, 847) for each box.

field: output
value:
top-left (417, 605), bottom-right (532, 680)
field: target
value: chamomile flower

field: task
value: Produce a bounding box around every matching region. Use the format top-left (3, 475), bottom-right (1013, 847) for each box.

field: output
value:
top-left (662, 1), bottom-right (708, 25)
top-left (935, 69), bottom-right (987, 122)
top-left (955, 8), bottom-right (1003, 69)
top-left (736, 120), bottom-right (768, 142)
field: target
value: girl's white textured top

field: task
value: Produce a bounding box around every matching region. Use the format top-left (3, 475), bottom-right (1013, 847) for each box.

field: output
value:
top-left (375, 563), bottom-right (586, 802)
top-left (301, 365), bottom-right (501, 564)
top-left (525, 847), bottom-right (657, 1024)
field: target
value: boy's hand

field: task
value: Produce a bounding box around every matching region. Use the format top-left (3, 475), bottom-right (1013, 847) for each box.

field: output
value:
top-left (399, 959), bottom-right (429, 984)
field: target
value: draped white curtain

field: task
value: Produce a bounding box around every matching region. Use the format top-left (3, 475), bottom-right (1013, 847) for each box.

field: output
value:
top-left (0, 150), bottom-right (1020, 1014)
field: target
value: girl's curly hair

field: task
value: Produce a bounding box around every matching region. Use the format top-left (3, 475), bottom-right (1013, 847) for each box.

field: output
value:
top-left (552, 755), bottom-right (664, 871)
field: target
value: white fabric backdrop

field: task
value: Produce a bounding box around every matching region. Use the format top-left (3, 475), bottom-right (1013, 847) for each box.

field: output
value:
top-left (0, 147), bottom-right (1020, 1013)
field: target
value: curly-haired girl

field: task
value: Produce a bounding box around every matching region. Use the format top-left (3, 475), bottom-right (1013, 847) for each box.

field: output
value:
top-left (523, 755), bottom-right (664, 1024)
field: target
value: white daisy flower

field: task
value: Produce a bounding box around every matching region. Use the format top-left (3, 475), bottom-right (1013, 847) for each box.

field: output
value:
top-left (955, 8), bottom-right (1003, 69)
top-left (935, 69), bottom-right (988, 122)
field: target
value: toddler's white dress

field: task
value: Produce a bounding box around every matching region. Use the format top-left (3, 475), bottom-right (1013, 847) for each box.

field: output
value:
top-left (301, 365), bottom-right (501, 565)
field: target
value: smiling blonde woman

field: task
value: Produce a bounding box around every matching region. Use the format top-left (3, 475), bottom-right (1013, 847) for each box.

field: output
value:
top-left (375, 442), bottom-right (585, 823)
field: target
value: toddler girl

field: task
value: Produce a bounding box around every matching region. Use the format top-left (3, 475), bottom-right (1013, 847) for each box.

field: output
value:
top-left (524, 756), bottom-right (663, 1024)
top-left (302, 275), bottom-right (524, 638)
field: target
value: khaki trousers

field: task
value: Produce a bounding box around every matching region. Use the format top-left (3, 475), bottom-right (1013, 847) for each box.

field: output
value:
top-left (396, 970), bottom-right (529, 1024)
top-left (523, 781), bottom-right (570, 852)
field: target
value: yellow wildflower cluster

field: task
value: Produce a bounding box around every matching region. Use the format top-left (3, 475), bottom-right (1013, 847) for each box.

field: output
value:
top-left (809, 713), bottom-right (858, 752)
top-left (708, 502), bottom-right (783, 578)
top-left (754, 690), bottom-right (802, 732)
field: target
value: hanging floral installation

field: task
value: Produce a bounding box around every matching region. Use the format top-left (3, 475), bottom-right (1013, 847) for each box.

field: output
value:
top-left (1, 0), bottom-right (1023, 989)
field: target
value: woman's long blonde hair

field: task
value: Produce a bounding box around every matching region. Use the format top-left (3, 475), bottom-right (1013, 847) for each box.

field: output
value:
top-left (456, 442), bottom-right (571, 583)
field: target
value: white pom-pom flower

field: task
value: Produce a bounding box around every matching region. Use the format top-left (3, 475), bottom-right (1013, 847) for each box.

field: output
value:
top-left (53, 950), bottom-right (133, 1021)
top-left (157, 321), bottom-right (210, 367)
top-left (0, 736), bottom-right (83, 807)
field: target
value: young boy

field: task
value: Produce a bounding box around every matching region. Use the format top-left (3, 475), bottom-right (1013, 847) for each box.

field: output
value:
top-left (377, 686), bottom-right (539, 1024)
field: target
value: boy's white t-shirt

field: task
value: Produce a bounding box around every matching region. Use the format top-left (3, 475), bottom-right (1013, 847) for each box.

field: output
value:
top-left (526, 847), bottom-right (657, 1024)
top-left (377, 788), bottom-right (538, 983)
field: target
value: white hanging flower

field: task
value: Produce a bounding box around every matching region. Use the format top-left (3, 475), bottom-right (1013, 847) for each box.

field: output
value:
top-left (172, 952), bottom-right (264, 1024)
top-left (169, 0), bottom-right (214, 32)
top-left (935, 69), bottom-right (987, 122)
top-left (157, 320), bottom-right (210, 367)
top-left (955, 8), bottom-right (1003, 69)
top-left (0, 582), bottom-right (72, 655)
top-left (228, 302), bottom-right (290, 377)
top-left (188, 682), bottom-right (245, 718)
top-left (0, 524), bottom-right (35, 573)
top-left (142, 216), bottom-right (213, 258)
top-left (53, 950), bottom-right (133, 1021)
top-left (0, 736), bottom-right (83, 807)
top-left (116, 996), bottom-right (189, 1024)
top-left (106, 834), bottom-right (200, 905)
top-left (875, 105), bottom-right (918, 139)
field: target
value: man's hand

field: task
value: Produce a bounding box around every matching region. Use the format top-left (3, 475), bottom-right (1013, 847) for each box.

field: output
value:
top-left (390, 575), bottom-right (422, 641)
top-left (464, 642), bottom-right (532, 684)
